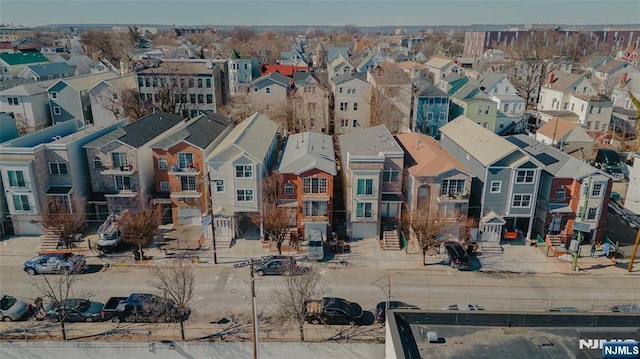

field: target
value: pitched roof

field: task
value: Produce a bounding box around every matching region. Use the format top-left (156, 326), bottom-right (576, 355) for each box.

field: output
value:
top-left (261, 64), bottom-right (308, 77)
top-left (23, 62), bottom-right (75, 78)
top-left (100, 73), bottom-right (137, 90)
top-left (398, 61), bottom-right (426, 70)
top-left (506, 134), bottom-right (605, 179)
top-left (252, 71), bottom-right (291, 87)
top-left (85, 112), bottom-right (184, 149)
top-left (292, 72), bottom-right (318, 88)
top-left (0, 78), bottom-right (58, 96)
top-left (440, 115), bottom-right (521, 167)
top-left (278, 132), bottom-right (336, 176)
top-left (424, 56), bottom-right (455, 70)
top-left (151, 112), bottom-right (233, 150)
top-left (51, 72), bottom-right (119, 91)
top-left (0, 52), bottom-right (49, 66)
top-left (478, 72), bottom-right (505, 91)
top-left (339, 125), bottom-right (403, 157)
top-left (536, 117), bottom-right (577, 141)
top-left (395, 133), bottom-right (470, 177)
top-left (547, 71), bottom-right (584, 92)
top-left (326, 46), bottom-right (349, 62)
top-left (332, 71), bottom-right (367, 85)
top-left (208, 112), bottom-right (279, 163)
top-left (415, 84), bottom-right (448, 98)
top-left (581, 55), bottom-right (612, 69)
top-left (136, 60), bottom-right (220, 75)
top-left (595, 59), bottom-right (627, 73)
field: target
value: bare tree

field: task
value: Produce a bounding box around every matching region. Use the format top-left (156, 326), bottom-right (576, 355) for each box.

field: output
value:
top-left (231, 27), bottom-right (256, 43)
top-left (80, 29), bottom-right (121, 63)
top-left (271, 266), bottom-right (325, 341)
top-left (40, 198), bottom-right (86, 250)
top-left (403, 212), bottom-right (452, 266)
top-left (251, 173), bottom-right (295, 255)
top-left (217, 94), bottom-right (261, 124)
top-left (119, 206), bottom-right (162, 260)
top-left (32, 271), bottom-right (91, 341)
top-left (343, 24), bottom-right (359, 36)
top-left (137, 63), bottom-right (189, 114)
top-left (149, 260), bottom-right (195, 341)
top-left (368, 65), bottom-right (412, 134)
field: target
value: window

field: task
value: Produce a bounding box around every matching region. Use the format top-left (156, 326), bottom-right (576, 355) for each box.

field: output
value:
top-left (112, 152), bottom-right (128, 169)
top-left (115, 175), bottom-right (132, 191)
top-left (197, 94), bottom-right (204, 104)
top-left (180, 176), bottom-right (197, 191)
top-left (190, 94), bottom-right (196, 104)
top-left (555, 187), bottom-right (566, 201)
top-left (265, 87), bottom-right (271, 94)
top-left (285, 182), bottom-right (294, 195)
top-left (587, 208), bottom-right (597, 220)
top-left (516, 170), bottom-right (535, 183)
top-left (591, 183), bottom-right (603, 197)
top-left (205, 78), bottom-right (212, 88)
top-left (490, 181), bottom-right (501, 193)
top-left (206, 94), bottom-right (213, 104)
top-left (96, 181), bottom-right (104, 191)
top-left (138, 78), bottom-right (144, 87)
top-left (53, 106), bottom-right (61, 115)
top-left (382, 169), bottom-right (399, 183)
top-left (512, 194), bottom-right (531, 208)
top-left (303, 177), bottom-right (327, 194)
top-left (235, 165), bottom-right (253, 178)
top-left (340, 102), bottom-right (347, 111)
top-left (356, 202), bottom-right (373, 218)
top-left (49, 162), bottom-right (68, 175)
top-left (353, 102), bottom-right (358, 111)
top-left (12, 194), bottom-right (30, 211)
top-left (180, 78), bottom-right (186, 88)
top-left (188, 78), bottom-right (194, 87)
top-left (51, 92), bottom-right (58, 99)
top-left (7, 97), bottom-right (18, 105)
top-left (244, 63), bottom-right (248, 70)
top-left (7, 170), bottom-right (26, 187)
top-left (181, 94), bottom-right (187, 103)
top-left (339, 87), bottom-right (343, 93)
top-left (236, 189), bottom-right (254, 201)
top-left (341, 119), bottom-right (348, 127)
top-left (93, 157), bottom-right (102, 169)
top-left (254, 87), bottom-right (259, 92)
top-left (303, 200), bottom-right (328, 216)
top-left (197, 78), bottom-right (203, 88)
top-left (347, 88), bottom-right (356, 94)
top-left (428, 98), bottom-right (435, 105)
top-left (356, 179), bottom-right (373, 195)
top-left (178, 153), bottom-right (194, 169)
top-left (152, 78), bottom-right (158, 87)
top-left (353, 120), bottom-right (358, 127)
top-left (440, 179), bottom-right (465, 196)
top-left (157, 157), bottom-right (167, 170)
top-left (213, 180), bottom-right (224, 192)
top-left (160, 181), bottom-right (169, 191)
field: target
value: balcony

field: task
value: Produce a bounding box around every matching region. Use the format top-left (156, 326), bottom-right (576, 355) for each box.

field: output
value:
top-left (437, 192), bottom-right (469, 203)
top-left (104, 185), bottom-right (138, 197)
top-left (168, 165), bottom-right (201, 176)
top-left (100, 164), bottom-right (136, 175)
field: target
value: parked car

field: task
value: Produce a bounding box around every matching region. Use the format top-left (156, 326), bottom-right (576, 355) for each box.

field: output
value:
top-left (101, 293), bottom-right (190, 323)
top-left (254, 256), bottom-right (297, 276)
top-left (443, 303), bottom-right (485, 311)
top-left (610, 304), bottom-right (640, 313)
top-left (305, 297), bottom-right (363, 325)
top-left (443, 242), bottom-right (471, 270)
top-left (503, 226), bottom-right (518, 240)
top-left (548, 307), bottom-right (586, 313)
top-left (23, 253), bottom-right (87, 275)
top-left (375, 301), bottom-right (420, 325)
top-left (0, 294), bottom-right (31, 322)
top-left (44, 298), bottom-right (104, 322)
top-left (307, 230), bottom-right (325, 261)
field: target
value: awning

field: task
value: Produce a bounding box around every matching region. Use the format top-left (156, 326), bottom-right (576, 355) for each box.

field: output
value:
top-left (549, 203), bottom-right (574, 214)
top-left (45, 186), bottom-right (73, 195)
top-left (480, 211), bottom-right (506, 225)
top-left (381, 193), bottom-right (402, 202)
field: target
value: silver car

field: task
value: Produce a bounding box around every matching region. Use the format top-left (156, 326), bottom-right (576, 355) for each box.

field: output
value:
top-left (0, 294), bottom-right (31, 321)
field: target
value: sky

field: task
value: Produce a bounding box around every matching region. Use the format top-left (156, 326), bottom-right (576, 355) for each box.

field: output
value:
top-left (1, 0), bottom-right (639, 28)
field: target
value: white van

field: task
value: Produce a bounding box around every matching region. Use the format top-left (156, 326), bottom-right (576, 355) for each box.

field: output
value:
top-left (307, 230), bottom-right (325, 261)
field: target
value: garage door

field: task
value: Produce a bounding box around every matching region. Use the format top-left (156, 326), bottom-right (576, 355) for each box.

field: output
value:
top-left (351, 223), bottom-right (377, 240)
top-left (178, 207), bottom-right (202, 225)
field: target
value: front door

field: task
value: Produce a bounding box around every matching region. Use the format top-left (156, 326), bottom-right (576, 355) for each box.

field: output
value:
top-left (481, 224), bottom-right (502, 242)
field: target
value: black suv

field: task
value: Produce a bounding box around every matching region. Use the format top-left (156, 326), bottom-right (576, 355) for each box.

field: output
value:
top-left (444, 242), bottom-right (471, 270)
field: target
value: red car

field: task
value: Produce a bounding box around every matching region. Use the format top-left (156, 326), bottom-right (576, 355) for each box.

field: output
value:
top-left (503, 227), bottom-right (518, 240)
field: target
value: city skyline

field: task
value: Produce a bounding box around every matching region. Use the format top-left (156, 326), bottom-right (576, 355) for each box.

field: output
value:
top-left (1, 0), bottom-right (639, 28)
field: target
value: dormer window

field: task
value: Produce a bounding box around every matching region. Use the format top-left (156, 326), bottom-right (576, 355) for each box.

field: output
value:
top-left (555, 187), bottom-right (566, 201)
top-left (285, 182), bottom-right (294, 196)
top-left (50, 92), bottom-right (58, 100)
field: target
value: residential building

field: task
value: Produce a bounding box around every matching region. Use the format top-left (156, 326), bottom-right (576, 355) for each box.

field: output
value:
top-left (478, 72), bottom-right (525, 117)
top-left (449, 97), bottom-right (499, 133)
top-left (249, 71), bottom-right (291, 113)
top-left (136, 59), bottom-right (228, 118)
top-left (332, 72), bottom-right (372, 134)
top-left (339, 125), bottom-right (404, 240)
top-left (84, 112), bottom-right (187, 215)
top-left (593, 60), bottom-right (640, 87)
top-left (205, 113), bottom-right (280, 243)
top-left (395, 133), bottom-right (472, 241)
top-left (0, 112), bottom-right (19, 143)
top-left (440, 116), bottom-right (542, 241)
top-left (150, 113), bottom-right (234, 225)
top-left (88, 74), bottom-right (137, 126)
top-left (568, 92), bottom-right (613, 133)
top-left (367, 64), bottom-right (412, 134)
top-left (291, 72), bottom-right (330, 133)
top-left (0, 27), bottom-right (35, 42)
top-left (412, 84), bottom-right (450, 137)
top-left (355, 54), bottom-right (385, 74)
top-left (0, 79), bottom-right (57, 133)
top-left (610, 72), bottom-right (639, 137)
top-left (228, 49), bottom-right (260, 96)
top-left (261, 64), bottom-right (308, 77)
top-left (507, 134), bottom-right (611, 244)
top-left (424, 56), bottom-right (462, 82)
top-left (0, 119), bottom-right (126, 235)
top-left (47, 72), bottom-right (119, 125)
top-left (327, 53), bottom-right (355, 80)
top-left (397, 61), bottom-right (429, 81)
top-left (276, 132), bottom-right (337, 241)
top-left (535, 117), bottom-right (595, 161)
top-left (16, 62), bottom-right (75, 82)
top-left (624, 153), bottom-right (640, 215)
top-left (0, 52), bottom-right (49, 80)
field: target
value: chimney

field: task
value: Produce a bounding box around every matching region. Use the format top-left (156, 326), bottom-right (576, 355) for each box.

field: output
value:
top-left (620, 72), bottom-right (627, 87)
top-left (547, 73), bottom-right (555, 87)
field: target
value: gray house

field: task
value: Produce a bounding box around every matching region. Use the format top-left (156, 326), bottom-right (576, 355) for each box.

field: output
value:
top-left (17, 62), bottom-right (76, 82)
top-left (440, 116), bottom-right (543, 241)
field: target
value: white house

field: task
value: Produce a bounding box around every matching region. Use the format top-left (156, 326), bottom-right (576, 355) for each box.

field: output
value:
top-left (478, 72), bottom-right (525, 117)
top-left (331, 72), bottom-right (372, 134)
top-left (0, 80), bottom-right (57, 133)
top-left (89, 74), bottom-right (137, 126)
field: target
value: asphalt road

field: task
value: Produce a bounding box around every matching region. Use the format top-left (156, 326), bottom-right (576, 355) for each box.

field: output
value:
top-left (1, 263), bottom-right (638, 321)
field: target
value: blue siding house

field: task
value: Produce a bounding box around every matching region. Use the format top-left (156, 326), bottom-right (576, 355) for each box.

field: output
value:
top-left (412, 84), bottom-right (450, 137)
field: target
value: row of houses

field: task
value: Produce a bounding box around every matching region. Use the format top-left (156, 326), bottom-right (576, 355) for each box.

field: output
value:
top-left (0, 109), bottom-right (612, 251)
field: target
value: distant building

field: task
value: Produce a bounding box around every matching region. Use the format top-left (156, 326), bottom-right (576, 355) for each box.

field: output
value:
top-left (0, 27), bottom-right (35, 42)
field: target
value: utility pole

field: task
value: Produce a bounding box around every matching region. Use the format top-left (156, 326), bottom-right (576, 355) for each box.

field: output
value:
top-left (250, 258), bottom-right (258, 359)
top-left (572, 176), bottom-right (592, 271)
top-left (628, 229), bottom-right (640, 272)
top-left (205, 172), bottom-right (218, 264)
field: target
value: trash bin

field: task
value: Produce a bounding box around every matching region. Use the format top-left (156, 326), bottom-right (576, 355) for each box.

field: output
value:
top-left (133, 250), bottom-right (141, 261)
